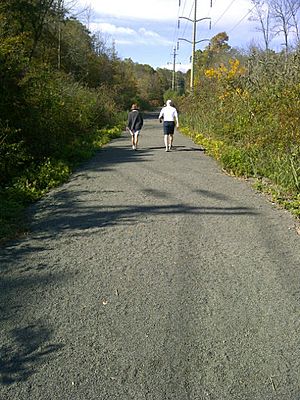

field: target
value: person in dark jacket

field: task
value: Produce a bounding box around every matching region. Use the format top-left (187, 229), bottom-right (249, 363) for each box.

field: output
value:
top-left (127, 104), bottom-right (143, 150)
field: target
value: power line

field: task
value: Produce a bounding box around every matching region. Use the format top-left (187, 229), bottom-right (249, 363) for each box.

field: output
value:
top-left (228, 5), bottom-right (256, 33)
top-left (179, 1), bottom-right (194, 42)
top-left (181, 0), bottom-right (188, 18)
top-left (172, 0), bottom-right (182, 46)
top-left (211, 0), bottom-right (237, 28)
top-left (171, 0), bottom-right (189, 58)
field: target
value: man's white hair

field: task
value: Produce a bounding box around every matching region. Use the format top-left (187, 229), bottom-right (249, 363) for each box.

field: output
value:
top-left (166, 99), bottom-right (172, 106)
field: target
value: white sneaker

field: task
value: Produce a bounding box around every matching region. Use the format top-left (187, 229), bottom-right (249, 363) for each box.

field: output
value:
top-left (132, 145), bottom-right (136, 150)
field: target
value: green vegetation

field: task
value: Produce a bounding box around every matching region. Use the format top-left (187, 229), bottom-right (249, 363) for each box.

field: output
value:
top-left (0, 0), bottom-right (175, 242)
top-left (179, 32), bottom-right (300, 218)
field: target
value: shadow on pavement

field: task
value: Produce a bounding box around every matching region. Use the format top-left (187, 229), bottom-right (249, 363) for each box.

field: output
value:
top-left (173, 145), bottom-right (205, 152)
top-left (0, 269), bottom-right (68, 385)
top-left (26, 200), bottom-right (258, 239)
top-left (0, 323), bottom-right (64, 385)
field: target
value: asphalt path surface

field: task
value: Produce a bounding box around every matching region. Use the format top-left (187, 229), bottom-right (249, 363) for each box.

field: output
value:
top-left (1, 112), bottom-right (300, 400)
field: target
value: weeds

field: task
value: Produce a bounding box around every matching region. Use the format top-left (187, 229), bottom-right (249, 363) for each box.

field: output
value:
top-left (0, 126), bottom-right (122, 243)
top-left (180, 49), bottom-right (300, 218)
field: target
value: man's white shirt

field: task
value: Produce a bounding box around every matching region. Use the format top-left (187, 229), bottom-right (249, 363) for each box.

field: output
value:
top-left (159, 105), bottom-right (178, 122)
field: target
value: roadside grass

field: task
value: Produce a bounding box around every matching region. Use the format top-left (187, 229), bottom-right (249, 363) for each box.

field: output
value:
top-left (181, 127), bottom-right (300, 219)
top-left (0, 126), bottom-right (122, 244)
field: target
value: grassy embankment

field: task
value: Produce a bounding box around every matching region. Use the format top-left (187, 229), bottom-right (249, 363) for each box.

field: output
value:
top-left (179, 55), bottom-right (300, 218)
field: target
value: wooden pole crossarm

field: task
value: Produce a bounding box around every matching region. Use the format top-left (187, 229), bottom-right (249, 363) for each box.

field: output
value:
top-left (178, 38), bottom-right (210, 45)
top-left (196, 17), bottom-right (211, 23)
top-left (178, 37), bottom-right (193, 44)
top-left (179, 16), bottom-right (211, 23)
top-left (195, 38), bottom-right (210, 44)
top-left (179, 16), bottom-right (193, 22)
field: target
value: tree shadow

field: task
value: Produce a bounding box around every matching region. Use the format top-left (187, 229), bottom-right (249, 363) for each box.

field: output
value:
top-left (172, 145), bottom-right (205, 152)
top-left (0, 270), bottom-right (68, 385)
top-left (63, 142), bottom-right (156, 179)
top-left (27, 201), bottom-right (258, 239)
top-left (0, 271), bottom-right (68, 321)
top-left (193, 189), bottom-right (230, 201)
top-left (0, 323), bottom-right (64, 385)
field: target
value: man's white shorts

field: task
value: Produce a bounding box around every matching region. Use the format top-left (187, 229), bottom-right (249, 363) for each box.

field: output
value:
top-left (130, 130), bottom-right (140, 137)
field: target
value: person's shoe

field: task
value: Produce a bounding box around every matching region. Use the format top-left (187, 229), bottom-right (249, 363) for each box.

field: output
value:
top-left (165, 147), bottom-right (169, 152)
top-left (132, 145), bottom-right (136, 150)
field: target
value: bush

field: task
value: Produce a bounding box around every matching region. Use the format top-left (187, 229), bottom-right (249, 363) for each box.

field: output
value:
top-left (180, 52), bottom-right (300, 202)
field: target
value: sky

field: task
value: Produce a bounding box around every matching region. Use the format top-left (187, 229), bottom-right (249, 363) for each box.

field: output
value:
top-left (75, 0), bottom-right (280, 72)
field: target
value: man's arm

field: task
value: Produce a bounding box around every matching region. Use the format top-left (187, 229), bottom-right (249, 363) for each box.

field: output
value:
top-left (158, 108), bottom-right (164, 121)
top-left (175, 110), bottom-right (179, 128)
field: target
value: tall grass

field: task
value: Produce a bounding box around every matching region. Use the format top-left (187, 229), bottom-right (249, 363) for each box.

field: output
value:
top-left (180, 51), bottom-right (300, 217)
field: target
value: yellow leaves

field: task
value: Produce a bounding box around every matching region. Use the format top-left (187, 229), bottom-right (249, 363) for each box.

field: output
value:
top-left (235, 88), bottom-right (249, 99)
top-left (218, 88), bottom-right (249, 102)
top-left (228, 59), bottom-right (246, 78)
top-left (219, 91), bottom-right (230, 101)
top-left (204, 67), bottom-right (217, 79)
top-left (204, 59), bottom-right (246, 81)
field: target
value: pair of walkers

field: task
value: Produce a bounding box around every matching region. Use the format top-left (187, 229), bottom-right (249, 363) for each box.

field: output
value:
top-left (127, 100), bottom-right (179, 151)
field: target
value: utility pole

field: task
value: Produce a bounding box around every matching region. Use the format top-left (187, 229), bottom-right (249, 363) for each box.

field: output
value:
top-left (178, 0), bottom-right (210, 91)
top-left (190, 0), bottom-right (197, 92)
top-left (167, 47), bottom-right (180, 91)
top-left (172, 47), bottom-right (177, 90)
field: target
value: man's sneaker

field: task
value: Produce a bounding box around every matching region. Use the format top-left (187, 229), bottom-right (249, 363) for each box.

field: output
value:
top-left (132, 145), bottom-right (136, 150)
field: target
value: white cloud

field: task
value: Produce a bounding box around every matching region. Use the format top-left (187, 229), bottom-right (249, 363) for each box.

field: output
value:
top-left (139, 28), bottom-right (160, 38)
top-left (89, 21), bottom-right (172, 47)
top-left (89, 22), bottom-right (135, 35)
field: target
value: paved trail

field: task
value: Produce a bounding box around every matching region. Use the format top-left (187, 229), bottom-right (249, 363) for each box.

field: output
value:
top-left (1, 113), bottom-right (300, 400)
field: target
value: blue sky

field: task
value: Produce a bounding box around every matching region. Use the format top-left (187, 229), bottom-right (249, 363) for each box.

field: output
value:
top-left (76, 0), bottom-right (280, 71)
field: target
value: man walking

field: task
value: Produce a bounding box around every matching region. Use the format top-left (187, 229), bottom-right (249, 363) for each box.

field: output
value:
top-left (158, 100), bottom-right (179, 152)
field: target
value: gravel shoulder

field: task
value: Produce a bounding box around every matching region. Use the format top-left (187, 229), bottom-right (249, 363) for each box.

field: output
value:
top-left (1, 113), bottom-right (300, 399)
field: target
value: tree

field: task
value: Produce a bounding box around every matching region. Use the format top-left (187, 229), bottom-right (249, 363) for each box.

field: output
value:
top-left (209, 32), bottom-right (231, 53)
top-left (250, 0), bottom-right (273, 50)
top-left (268, 0), bottom-right (294, 53)
top-left (286, 0), bottom-right (300, 44)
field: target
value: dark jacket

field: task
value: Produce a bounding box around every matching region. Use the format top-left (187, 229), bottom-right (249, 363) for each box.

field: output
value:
top-left (127, 110), bottom-right (143, 132)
